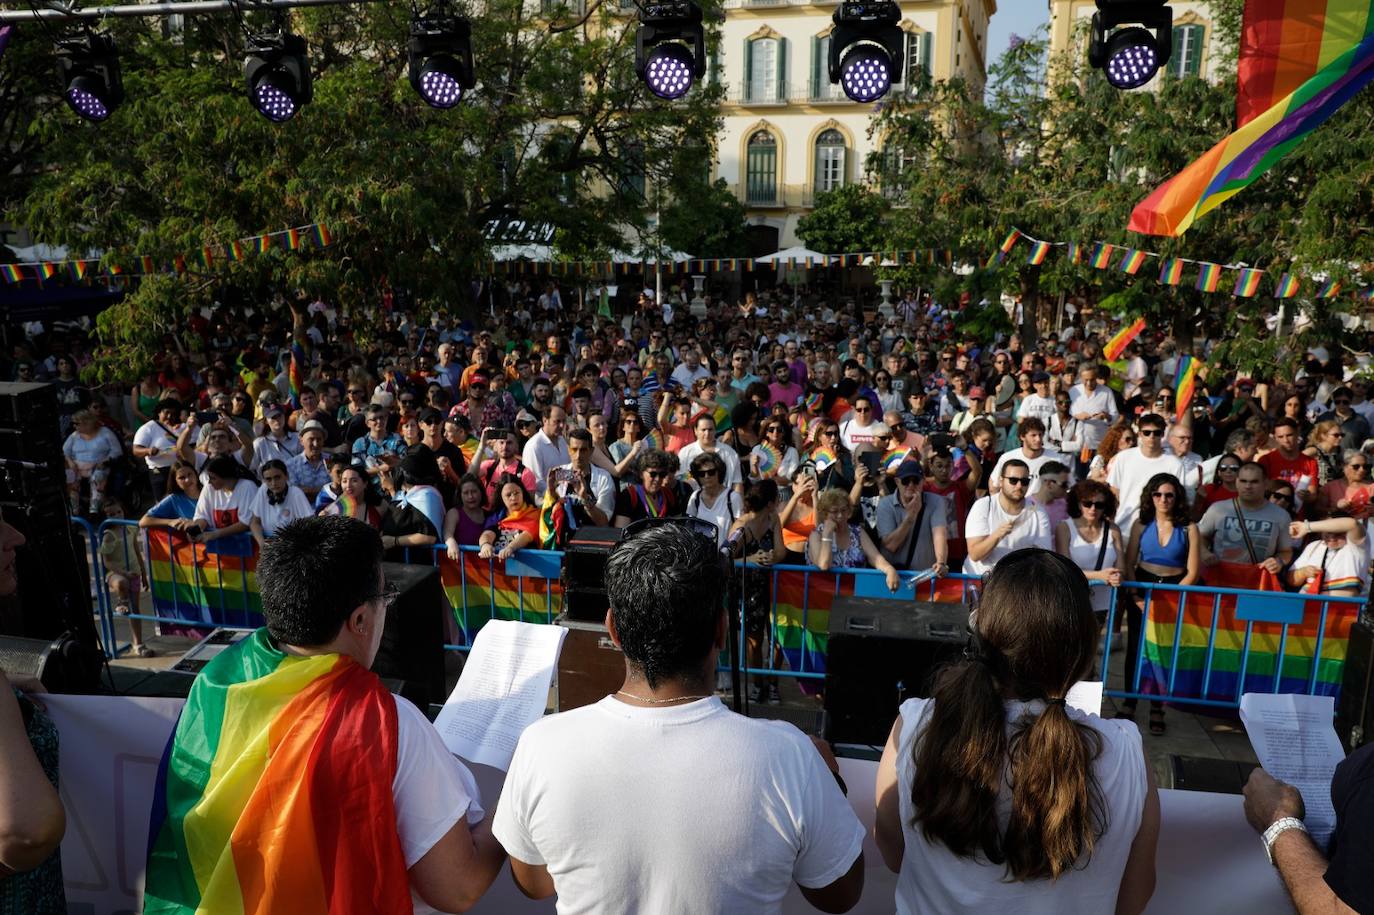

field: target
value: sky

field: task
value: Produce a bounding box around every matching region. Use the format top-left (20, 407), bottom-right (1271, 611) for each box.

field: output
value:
top-left (986, 2), bottom-right (1051, 66)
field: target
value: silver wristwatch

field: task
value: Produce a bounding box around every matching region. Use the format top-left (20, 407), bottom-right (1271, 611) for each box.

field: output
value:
top-left (1261, 816), bottom-right (1308, 865)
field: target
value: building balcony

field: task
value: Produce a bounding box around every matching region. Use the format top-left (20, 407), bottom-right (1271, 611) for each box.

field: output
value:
top-left (732, 182), bottom-right (819, 209)
top-left (728, 82), bottom-right (793, 105)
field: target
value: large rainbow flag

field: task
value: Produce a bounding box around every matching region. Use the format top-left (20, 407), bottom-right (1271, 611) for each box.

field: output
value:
top-left (773, 569), bottom-right (968, 675)
top-left (1129, 1), bottom-right (1374, 236)
top-left (439, 550), bottom-right (563, 641)
top-left (145, 529), bottom-right (262, 629)
top-left (144, 629), bottom-right (412, 914)
top-left (1139, 563), bottom-right (1358, 702)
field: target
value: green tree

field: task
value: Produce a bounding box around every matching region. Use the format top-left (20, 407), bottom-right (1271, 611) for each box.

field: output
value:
top-left (659, 178), bottom-right (749, 258)
top-left (4, 1), bottom-right (724, 378)
top-left (794, 183), bottom-right (889, 254)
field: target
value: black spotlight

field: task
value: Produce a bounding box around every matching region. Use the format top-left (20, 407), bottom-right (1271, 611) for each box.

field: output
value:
top-left (56, 32), bottom-right (124, 122)
top-left (244, 32), bottom-right (312, 122)
top-left (634, 0), bottom-right (705, 101)
top-left (1087, 1), bottom-right (1173, 90)
top-left (408, 17), bottom-right (475, 108)
top-left (828, 0), bottom-right (904, 103)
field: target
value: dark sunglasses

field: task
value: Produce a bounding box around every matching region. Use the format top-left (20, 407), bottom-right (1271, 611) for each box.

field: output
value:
top-left (1348, 462), bottom-right (1369, 470)
top-left (1139, 429), bottom-right (1163, 438)
top-left (645, 469), bottom-right (669, 479)
top-left (1268, 491), bottom-right (1293, 503)
top-left (692, 468), bottom-right (719, 478)
top-left (1003, 476), bottom-right (1029, 487)
top-left (1219, 464), bottom-right (1241, 472)
top-left (1151, 491), bottom-right (1177, 500)
top-left (1081, 499), bottom-right (1108, 510)
top-left (899, 477), bottom-right (922, 487)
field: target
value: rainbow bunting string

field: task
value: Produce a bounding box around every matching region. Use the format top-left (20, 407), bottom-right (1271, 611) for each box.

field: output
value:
top-left (1318, 279), bottom-right (1343, 298)
top-left (1234, 268), bottom-right (1263, 297)
top-left (1089, 243), bottom-right (1115, 269)
top-left (1196, 263), bottom-right (1223, 293)
top-left (1274, 272), bottom-right (1300, 298)
top-left (1026, 241), bottom-right (1051, 265)
top-left (1067, 242), bottom-right (1083, 264)
top-left (1158, 258), bottom-right (1185, 285)
top-left (1119, 249), bottom-right (1148, 275)
top-left (999, 228), bottom-right (1023, 253)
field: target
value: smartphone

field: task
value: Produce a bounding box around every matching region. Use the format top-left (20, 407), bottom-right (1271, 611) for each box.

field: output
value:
top-left (185, 524), bottom-right (203, 538)
top-left (195, 410), bottom-right (220, 425)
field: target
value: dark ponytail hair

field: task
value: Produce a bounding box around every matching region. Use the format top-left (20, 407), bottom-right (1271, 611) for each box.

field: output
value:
top-left (911, 548), bottom-right (1106, 881)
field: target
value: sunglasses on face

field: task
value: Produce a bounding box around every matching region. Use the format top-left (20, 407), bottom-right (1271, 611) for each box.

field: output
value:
top-left (693, 468), bottom-right (719, 478)
top-left (645, 470), bottom-right (669, 479)
top-left (1152, 491), bottom-right (1177, 501)
top-left (1002, 476), bottom-right (1029, 487)
top-left (1349, 462), bottom-right (1369, 470)
top-left (1139, 429), bottom-right (1163, 438)
top-left (820, 429), bottom-right (838, 437)
top-left (1081, 499), bottom-right (1107, 510)
top-left (899, 478), bottom-right (922, 487)
top-left (1219, 464), bottom-right (1240, 472)
top-left (1269, 492), bottom-right (1293, 503)
top-left (1336, 399), bottom-right (1351, 406)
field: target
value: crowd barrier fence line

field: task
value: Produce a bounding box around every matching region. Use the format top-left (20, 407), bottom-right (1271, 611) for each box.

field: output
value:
top-left (89, 518), bottom-right (1367, 710)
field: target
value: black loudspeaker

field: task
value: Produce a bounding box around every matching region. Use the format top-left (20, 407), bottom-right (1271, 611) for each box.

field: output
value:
top-left (560, 526), bottom-right (624, 623)
top-left (0, 632), bottom-right (104, 693)
top-left (0, 383), bottom-right (98, 664)
top-left (371, 562), bottom-right (447, 709)
top-left (823, 597), bottom-right (968, 746)
top-left (1336, 616), bottom-right (1374, 752)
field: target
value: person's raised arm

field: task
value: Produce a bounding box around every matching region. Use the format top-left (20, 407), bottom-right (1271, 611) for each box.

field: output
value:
top-left (0, 673), bottom-right (64, 878)
top-left (1114, 750), bottom-right (1160, 915)
top-left (175, 417), bottom-right (198, 464)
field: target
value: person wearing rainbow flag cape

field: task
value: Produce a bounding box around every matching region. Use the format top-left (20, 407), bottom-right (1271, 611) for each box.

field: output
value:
top-left (143, 515), bottom-right (506, 914)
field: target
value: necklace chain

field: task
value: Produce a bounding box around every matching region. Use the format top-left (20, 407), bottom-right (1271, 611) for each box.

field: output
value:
top-left (615, 690), bottom-right (712, 704)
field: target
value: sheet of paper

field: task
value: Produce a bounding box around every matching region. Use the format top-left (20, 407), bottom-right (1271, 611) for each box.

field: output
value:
top-left (1239, 692), bottom-right (1343, 848)
top-left (1066, 680), bottom-right (1104, 716)
top-left (433, 619), bottom-right (567, 771)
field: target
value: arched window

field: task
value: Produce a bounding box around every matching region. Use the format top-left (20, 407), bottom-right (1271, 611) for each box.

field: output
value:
top-left (814, 128), bottom-right (846, 194)
top-left (746, 131), bottom-right (778, 204)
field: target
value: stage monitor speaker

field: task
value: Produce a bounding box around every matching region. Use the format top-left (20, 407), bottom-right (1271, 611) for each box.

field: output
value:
top-left (0, 632), bottom-right (103, 693)
top-left (555, 615), bottom-right (624, 711)
top-left (0, 383), bottom-right (97, 652)
top-left (823, 597), bottom-right (969, 746)
top-left (371, 562), bottom-right (447, 709)
top-left (1336, 616), bottom-right (1374, 752)
top-left (561, 526), bottom-right (624, 622)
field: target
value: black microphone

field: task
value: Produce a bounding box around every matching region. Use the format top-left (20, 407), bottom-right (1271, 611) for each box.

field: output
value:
top-left (0, 458), bottom-right (48, 471)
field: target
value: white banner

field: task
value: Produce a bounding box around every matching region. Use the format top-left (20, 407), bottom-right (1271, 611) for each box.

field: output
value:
top-left (43, 694), bottom-right (183, 915)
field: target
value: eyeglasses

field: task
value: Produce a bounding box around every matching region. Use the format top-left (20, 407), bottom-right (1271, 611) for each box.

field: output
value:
top-left (1335, 399), bottom-right (1351, 406)
top-left (1081, 499), bottom-right (1108, 510)
top-left (645, 470), bottom-right (669, 479)
top-left (1349, 462), bottom-right (1369, 470)
top-left (1003, 476), bottom-right (1029, 487)
top-left (1151, 491), bottom-right (1177, 501)
top-left (367, 582), bottom-right (400, 610)
top-left (819, 429), bottom-right (838, 437)
top-left (899, 478), bottom-right (922, 487)
top-left (1139, 429), bottom-right (1163, 438)
top-left (1268, 492), bottom-right (1293, 504)
top-left (854, 406), bottom-right (871, 414)
top-left (1219, 464), bottom-right (1241, 472)
top-left (693, 468), bottom-right (719, 478)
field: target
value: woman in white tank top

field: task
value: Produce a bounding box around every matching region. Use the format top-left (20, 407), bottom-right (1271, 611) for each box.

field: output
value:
top-left (874, 548), bottom-right (1160, 915)
top-left (1054, 481), bottom-right (1127, 617)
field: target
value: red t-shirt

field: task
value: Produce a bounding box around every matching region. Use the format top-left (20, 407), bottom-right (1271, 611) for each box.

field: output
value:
top-left (1258, 451), bottom-right (1318, 493)
top-left (923, 479), bottom-right (972, 561)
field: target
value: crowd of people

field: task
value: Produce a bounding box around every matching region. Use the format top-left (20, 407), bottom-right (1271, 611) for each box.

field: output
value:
top-left (33, 282), bottom-right (1374, 696)
top-left (0, 278), bottom-right (1370, 915)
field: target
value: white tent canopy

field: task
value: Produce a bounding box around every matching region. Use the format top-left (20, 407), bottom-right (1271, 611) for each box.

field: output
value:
top-left (755, 246), bottom-right (830, 266)
top-left (609, 245), bottom-right (694, 263)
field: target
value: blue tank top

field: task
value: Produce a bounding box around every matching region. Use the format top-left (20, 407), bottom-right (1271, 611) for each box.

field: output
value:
top-left (1138, 520), bottom-right (1188, 567)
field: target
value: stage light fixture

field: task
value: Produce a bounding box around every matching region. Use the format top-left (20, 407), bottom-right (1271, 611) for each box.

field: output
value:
top-left (634, 0), bottom-right (705, 101)
top-left (56, 32), bottom-right (123, 122)
top-left (1087, 1), bottom-right (1173, 90)
top-left (828, 0), bottom-right (903, 103)
top-left (243, 32), bottom-right (312, 122)
top-left (408, 16), bottom-right (474, 109)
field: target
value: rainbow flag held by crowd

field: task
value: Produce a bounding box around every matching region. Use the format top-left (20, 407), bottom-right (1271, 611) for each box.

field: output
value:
top-left (145, 528), bottom-right (262, 627)
top-left (438, 551), bottom-right (563, 640)
top-left (1129, 3), bottom-right (1374, 236)
top-left (1174, 355), bottom-right (1200, 422)
top-left (144, 630), bottom-right (412, 915)
top-left (773, 570), bottom-right (968, 675)
top-left (1102, 316), bottom-right (1147, 361)
top-left (287, 342), bottom-right (305, 409)
top-left (1140, 562), bottom-right (1359, 702)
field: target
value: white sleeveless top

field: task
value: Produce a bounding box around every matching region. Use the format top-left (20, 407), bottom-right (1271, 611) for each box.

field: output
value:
top-left (1065, 521), bottom-right (1118, 613)
top-left (893, 697), bottom-right (1146, 915)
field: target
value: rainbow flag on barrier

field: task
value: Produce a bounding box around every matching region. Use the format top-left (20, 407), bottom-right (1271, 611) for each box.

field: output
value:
top-left (145, 528), bottom-right (262, 626)
top-left (772, 570), bottom-right (968, 675)
top-left (438, 551), bottom-right (562, 640)
top-left (1140, 562), bottom-right (1357, 702)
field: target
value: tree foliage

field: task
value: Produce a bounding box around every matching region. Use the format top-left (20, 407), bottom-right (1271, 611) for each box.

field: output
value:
top-left (2, 1), bottom-right (724, 378)
top-left (659, 178), bottom-right (750, 258)
top-left (794, 183), bottom-right (889, 255)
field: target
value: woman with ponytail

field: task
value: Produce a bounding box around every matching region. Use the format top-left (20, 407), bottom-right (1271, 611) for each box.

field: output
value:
top-left (874, 548), bottom-right (1160, 914)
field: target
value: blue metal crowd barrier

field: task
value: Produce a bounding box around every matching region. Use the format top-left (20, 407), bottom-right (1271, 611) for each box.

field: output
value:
top-left (86, 520), bottom-right (1368, 711)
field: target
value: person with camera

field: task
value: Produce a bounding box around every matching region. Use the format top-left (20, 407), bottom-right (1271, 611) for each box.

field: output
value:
top-left (548, 429), bottom-right (615, 528)
top-left (492, 522), bottom-right (864, 913)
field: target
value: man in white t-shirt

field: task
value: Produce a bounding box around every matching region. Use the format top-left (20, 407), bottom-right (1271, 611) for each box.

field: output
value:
top-left (520, 405), bottom-right (571, 499)
top-left (1069, 365), bottom-right (1119, 451)
top-left (989, 417), bottom-right (1066, 499)
top-left (677, 414), bottom-right (744, 493)
top-left (549, 428), bottom-right (615, 525)
top-left (132, 399), bottom-right (184, 495)
top-left (670, 346), bottom-right (712, 390)
top-left (1015, 371), bottom-right (1057, 426)
top-left (142, 516), bottom-right (506, 914)
top-left (840, 396), bottom-right (884, 451)
top-left (1107, 413), bottom-right (1186, 531)
top-left (962, 458), bottom-right (1053, 576)
top-left (493, 523), bottom-right (865, 914)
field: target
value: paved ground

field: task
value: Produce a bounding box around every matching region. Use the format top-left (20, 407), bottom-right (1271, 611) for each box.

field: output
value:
top-left (106, 614), bottom-right (1258, 792)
